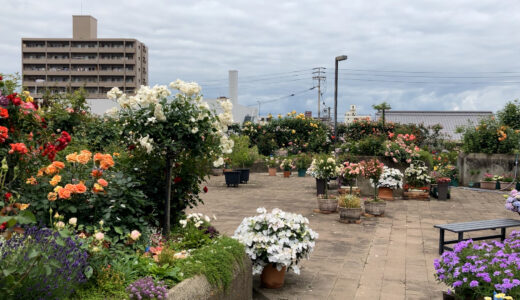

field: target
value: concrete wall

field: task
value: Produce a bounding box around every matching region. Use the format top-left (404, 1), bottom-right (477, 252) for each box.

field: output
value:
top-left (458, 153), bottom-right (519, 186)
top-left (168, 254), bottom-right (252, 300)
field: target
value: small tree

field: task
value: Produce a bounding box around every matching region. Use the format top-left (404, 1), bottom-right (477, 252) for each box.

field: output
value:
top-left (372, 102), bottom-right (392, 125)
top-left (498, 99), bottom-right (520, 129)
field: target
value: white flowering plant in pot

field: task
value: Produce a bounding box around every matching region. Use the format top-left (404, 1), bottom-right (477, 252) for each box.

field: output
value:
top-left (404, 162), bottom-right (431, 190)
top-left (233, 207), bottom-right (318, 275)
top-left (107, 80), bottom-right (233, 234)
top-left (375, 167), bottom-right (404, 189)
top-left (306, 156), bottom-right (340, 179)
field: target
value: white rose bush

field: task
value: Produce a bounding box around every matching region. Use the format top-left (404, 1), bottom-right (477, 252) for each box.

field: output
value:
top-left (106, 80), bottom-right (233, 233)
top-left (233, 207), bottom-right (318, 275)
top-left (404, 162), bottom-right (432, 189)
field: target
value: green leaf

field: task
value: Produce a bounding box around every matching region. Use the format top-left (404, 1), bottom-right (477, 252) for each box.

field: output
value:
top-left (16, 210), bottom-right (36, 224)
top-left (55, 238), bottom-right (65, 247)
top-left (114, 226), bottom-right (123, 235)
top-left (44, 265), bottom-right (52, 276)
top-left (68, 206), bottom-right (77, 213)
top-left (84, 266), bottom-right (93, 278)
top-left (28, 249), bottom-right (39, 259)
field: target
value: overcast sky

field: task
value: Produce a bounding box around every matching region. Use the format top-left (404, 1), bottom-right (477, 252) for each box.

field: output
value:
top-left (1, 0), bottom-right (520, 117)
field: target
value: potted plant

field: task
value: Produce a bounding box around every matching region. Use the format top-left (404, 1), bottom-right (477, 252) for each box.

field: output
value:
top-left (376, 167), bottom-right (403, 201)
top-left (338, 194), bottom-right (362, 224)
top-left (445, 165), bottom-right (459, 187)
top-left (223, 157), bottom-right (233, 172)
top-left (338, 161), bottom-right (361, 195)
top-left (307, 155), bottom-right (340, 212)
top-left (500, 173), bottom-right (514, 190)
top-left (228, 135), bottom-right (258, 184)
top-left (403, 162), bottom-right (431, 200)
top-left (359, 158), bottom-right (386, 216)
top-left (265, 156), bottom-right (278, 176)
top-left (279, 158), bottom-right (295, 178)
top-left (468, 169), bottom-right (480, 188)
top-left (233, 207), bottom-right (318, 289)
top-left (295, 153), bottom-right (311, 177)
top-left (435, 177), bottom-right (451, 200)
top-left (224, 170), bottom-right (241, 187)
top-left (480, 173), bottom-right (496, 190)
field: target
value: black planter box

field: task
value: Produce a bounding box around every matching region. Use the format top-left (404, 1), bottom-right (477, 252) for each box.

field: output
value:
top-left (235, 168), bottom-right (250, 184)
top-left (224, 171), bottom-right (241, 187)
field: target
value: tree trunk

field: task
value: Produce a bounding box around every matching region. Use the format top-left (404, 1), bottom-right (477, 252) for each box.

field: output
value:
top-left (163, 156), bottom-right (173, 235)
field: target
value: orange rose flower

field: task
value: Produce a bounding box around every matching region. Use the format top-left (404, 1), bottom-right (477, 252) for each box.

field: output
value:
top-left (75, 183), bottom-right (87, 194)
top-left (26, 176), bottom-right (37, 185)
top-left (97, 178), bottom-right (108, 187)
top-left (36, 168), bottom-right (45, 177)
top-left (52, 161), bottom-right (65, 169)
top-left (100, 157), bottom-right (115, 170)
top-left (47, 192), bottom-right (58, 201)
top-left (93, 153), bottom-right (104, 162)
top-left (44, 165), bottom-right (58, 175)
top-left (65, 184), bottom-right (76, 193)
top-left (49, 175), bottom-right (62, 186)
top-left (58, 188), bottom-right (72, 199)
top-left (91, 169), bottom-right (103, 178)
top-left (77, 150), bottom-right (92, 164)
top-left (66, 152), bottom-right (78, 163)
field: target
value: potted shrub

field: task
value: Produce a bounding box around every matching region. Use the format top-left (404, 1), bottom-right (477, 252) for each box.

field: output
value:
top-left (279, 158), bottom-right (295, 178)
top-left (468, 169), bottom-right (480, 188)
top-left (403, 162), bottom-right (431, 200)
top-left (338, 194), bottom-right (362, 224)
top-left (359, 158), bottom-right (386, 216)
top-left (265, 156), bottom-right (278, 176)
top-left (228, 135), bottom-right (258, 184)
top-left (480, 173), bottom-right (496, 190)
top-left (307, 155), bottom-right (340, 212)
top-left (500, 173), bottom-right (514, 190)
top-left (233, 207), bottom-right (318, 289)
top-left (338, 161), bottom-right (361, 195)
top-left (295, 153), bottom-right (311, 177)
top-left (376, 167), bottom-right (403, 201)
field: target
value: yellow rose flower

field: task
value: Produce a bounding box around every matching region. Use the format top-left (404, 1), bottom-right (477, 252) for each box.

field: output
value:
top-left (291, 130), bottom-right (296, 134)
top-left (54, 186), bottom-right (63, 193)
top-left (49, 175), bottom-right (62, 186)
top-left (47, 192), bottom-right (58, 202)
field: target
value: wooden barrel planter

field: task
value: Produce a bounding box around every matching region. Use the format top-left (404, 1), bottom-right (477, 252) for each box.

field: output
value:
top-left (339, 207), bottom-right (362, 223)
top-left (317, 197), bottom-right (337, 213)
top-left (480, 181), bottom-right (496, 190)
top-left (403, 190), bottom-right (430, 200)
top-left (364, 201), bottom-right (386, 216)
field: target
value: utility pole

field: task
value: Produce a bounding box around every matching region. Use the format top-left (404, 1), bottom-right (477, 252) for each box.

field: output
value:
top-left (313, 67), bottom-right (326, 120)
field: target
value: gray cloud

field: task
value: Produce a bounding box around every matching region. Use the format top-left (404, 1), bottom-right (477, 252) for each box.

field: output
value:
top-left (2, 0), bottom-right (520, 117)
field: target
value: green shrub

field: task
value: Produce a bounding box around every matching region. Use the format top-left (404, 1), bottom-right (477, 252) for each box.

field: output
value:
top-left (458, 117), bottom-right (520, 154)
top-left (226, 135), bottom-right (258, 168)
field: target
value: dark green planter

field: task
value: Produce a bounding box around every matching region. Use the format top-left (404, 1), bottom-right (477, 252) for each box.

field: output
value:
top-left (437, 182), bottom-right (449, 200)
top-left (316, 178), bottom-right (326, 196)
top-left (297, 169), bottom-right (306, 177)
top-left (449, 178), bottom-right (459, 187)
top-left (224, 171), bottom-right (241, 187)
top-left (496, 181), bottom-right (501, 190)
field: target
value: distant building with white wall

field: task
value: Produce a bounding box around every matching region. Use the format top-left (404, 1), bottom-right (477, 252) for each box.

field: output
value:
top-left (344, 105), bottom-right (371, 123)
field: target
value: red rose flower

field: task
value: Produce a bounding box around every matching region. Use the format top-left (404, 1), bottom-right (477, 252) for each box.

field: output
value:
top-left (203, 186), bottom-right (208, 193)
top-left (0, 75), bottom-right (3, 81)
top-left (0, 108), bottom-right (8, 118)
top-left (0, 222), bottom-right (6, 231)
top-left (174, 177), bottom-right (182, 183)
top-left (4, 192), bottom-right (12, 201)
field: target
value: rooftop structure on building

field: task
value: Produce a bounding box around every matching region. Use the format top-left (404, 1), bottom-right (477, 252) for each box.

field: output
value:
top-left (22, 15), bottom-right (148, 99)
top-left (377, 110), bottom-right (493, 140)
top-left (344, 105), bottom-right (371, 124)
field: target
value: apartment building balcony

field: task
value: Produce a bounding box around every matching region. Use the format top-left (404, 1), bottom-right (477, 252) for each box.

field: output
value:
top-left (99, 58), bottom-right (126, 64)
top-left (46, 70), bottom-right (71, 76)
top-left (99, 70), bottom-right (124, 75)
top-left (70, 58), bottom-right (98, 64)
top-left (70, 47), bottom-right (98, 53)
top-left (99, 81), bottom-right (124, 87)
top-left (22, 46), bottom-right (47, 52)
top-left (46, 46), bottom-right (71, 52)
top-left (47, 58), bottom-right (70, 64)
top-left (70, 70), bottom-right (98, 75)
top-left (23, 70), bottom-right (47, 76)
top-left (98, 47), bottom-right (125, 53)
top-left (22, 58), bottom-right (46, 64)
top-left (70, 81), bottom-right (98, 87)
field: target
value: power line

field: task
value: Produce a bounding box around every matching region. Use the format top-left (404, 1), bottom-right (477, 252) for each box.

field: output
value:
top-left (329, 70), bottom-right (520, 79)
top-left (197, 68), bottom-right (313, 85)
top-left (335, 68), bottom-right (520, 74)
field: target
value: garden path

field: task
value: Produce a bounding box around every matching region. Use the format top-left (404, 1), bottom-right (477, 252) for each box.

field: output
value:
top-left (190, 173), bottom-right (515, 300)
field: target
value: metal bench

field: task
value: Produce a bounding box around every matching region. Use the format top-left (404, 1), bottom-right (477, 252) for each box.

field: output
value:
top-left (434, 218), bottom-right (520, 254)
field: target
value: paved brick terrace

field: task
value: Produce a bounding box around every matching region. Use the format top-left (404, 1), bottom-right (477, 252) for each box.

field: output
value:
top-left (190, 173), bottom-right (517, 300)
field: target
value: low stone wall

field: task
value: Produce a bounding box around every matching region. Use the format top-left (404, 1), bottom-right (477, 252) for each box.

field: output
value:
top-left (458, 153), bottom-right (519, 186)
top-left (167, 254), bottom-right (252, 300)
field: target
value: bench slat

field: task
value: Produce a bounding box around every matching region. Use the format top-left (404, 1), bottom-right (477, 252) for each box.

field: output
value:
top-left (434, 219), bottom-right (520, 233)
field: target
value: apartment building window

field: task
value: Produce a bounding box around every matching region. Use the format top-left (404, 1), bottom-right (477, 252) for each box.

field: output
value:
top-left (24, 41), bottom-right (45, 48)
top-left (48, 42), bottom-right (70, 48)
top-left (100, 76), bottom-right (123, 82)
top-left (48, 65), bottom-right (70, 71)
top-left (71, 76), bottom-right (97, 83)
top-left (125, 42), bottom-right (134, 48)
top-left (48, 53), bottom-right (69, 59)
top-left (71, 42), bottom-right (97, 48)
top-left (125, 76), bottom-right (134, 83)
top-left (99, 42), bottom-right (124, 48)
top-left (48, 76), bottom-right (69, 83)
top-left (71, 65), bottom-right (97, 71)
top-left (24, 53), bottom-right (46, 59)
top-left (100, 65), bottom-right (123, 72)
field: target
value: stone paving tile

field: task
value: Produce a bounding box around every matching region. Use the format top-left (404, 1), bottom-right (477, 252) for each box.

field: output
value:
top-left (188, 173), bottom-right (516, 300)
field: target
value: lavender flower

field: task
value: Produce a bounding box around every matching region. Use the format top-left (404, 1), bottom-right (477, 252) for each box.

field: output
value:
top-left (126, 277), bottom-right (168, 300)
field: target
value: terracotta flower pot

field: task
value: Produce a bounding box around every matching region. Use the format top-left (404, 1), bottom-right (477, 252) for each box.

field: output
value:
top-left (317, 197), bottom-right (337, 213)
top-left (377, 187), bottom-right (394, 200)
top-left (268, 168), bottom-right (277, 176)
top-left (261, 264), bottom-right (286, 289)
top-left (283, 171), bottom-right (291, 178)
top-left (480, 181), bottom-right (495, 190)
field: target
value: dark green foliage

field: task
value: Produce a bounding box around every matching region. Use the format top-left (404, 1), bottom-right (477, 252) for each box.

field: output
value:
top-left (498, 99), bottom-right (520, 129)
top-left (459, 117), bottom-right (520, 154)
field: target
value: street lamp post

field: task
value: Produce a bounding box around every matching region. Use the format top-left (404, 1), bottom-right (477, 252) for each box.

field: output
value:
top-left (334, 55), bottom-right (348, 147)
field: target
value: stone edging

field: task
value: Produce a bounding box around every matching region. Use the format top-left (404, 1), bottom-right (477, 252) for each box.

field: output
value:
top-left (167, 254), bottom-right (252, 300)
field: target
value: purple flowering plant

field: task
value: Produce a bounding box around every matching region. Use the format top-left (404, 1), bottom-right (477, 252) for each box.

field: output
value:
top-left (126, 277), bottom-right (168, 300)
top-left (0, 226), bottom-right (89, 299)
top-left (434, 231), bottom-right (520, 298)
top-left (505, 189), bottom-right (520, 214)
